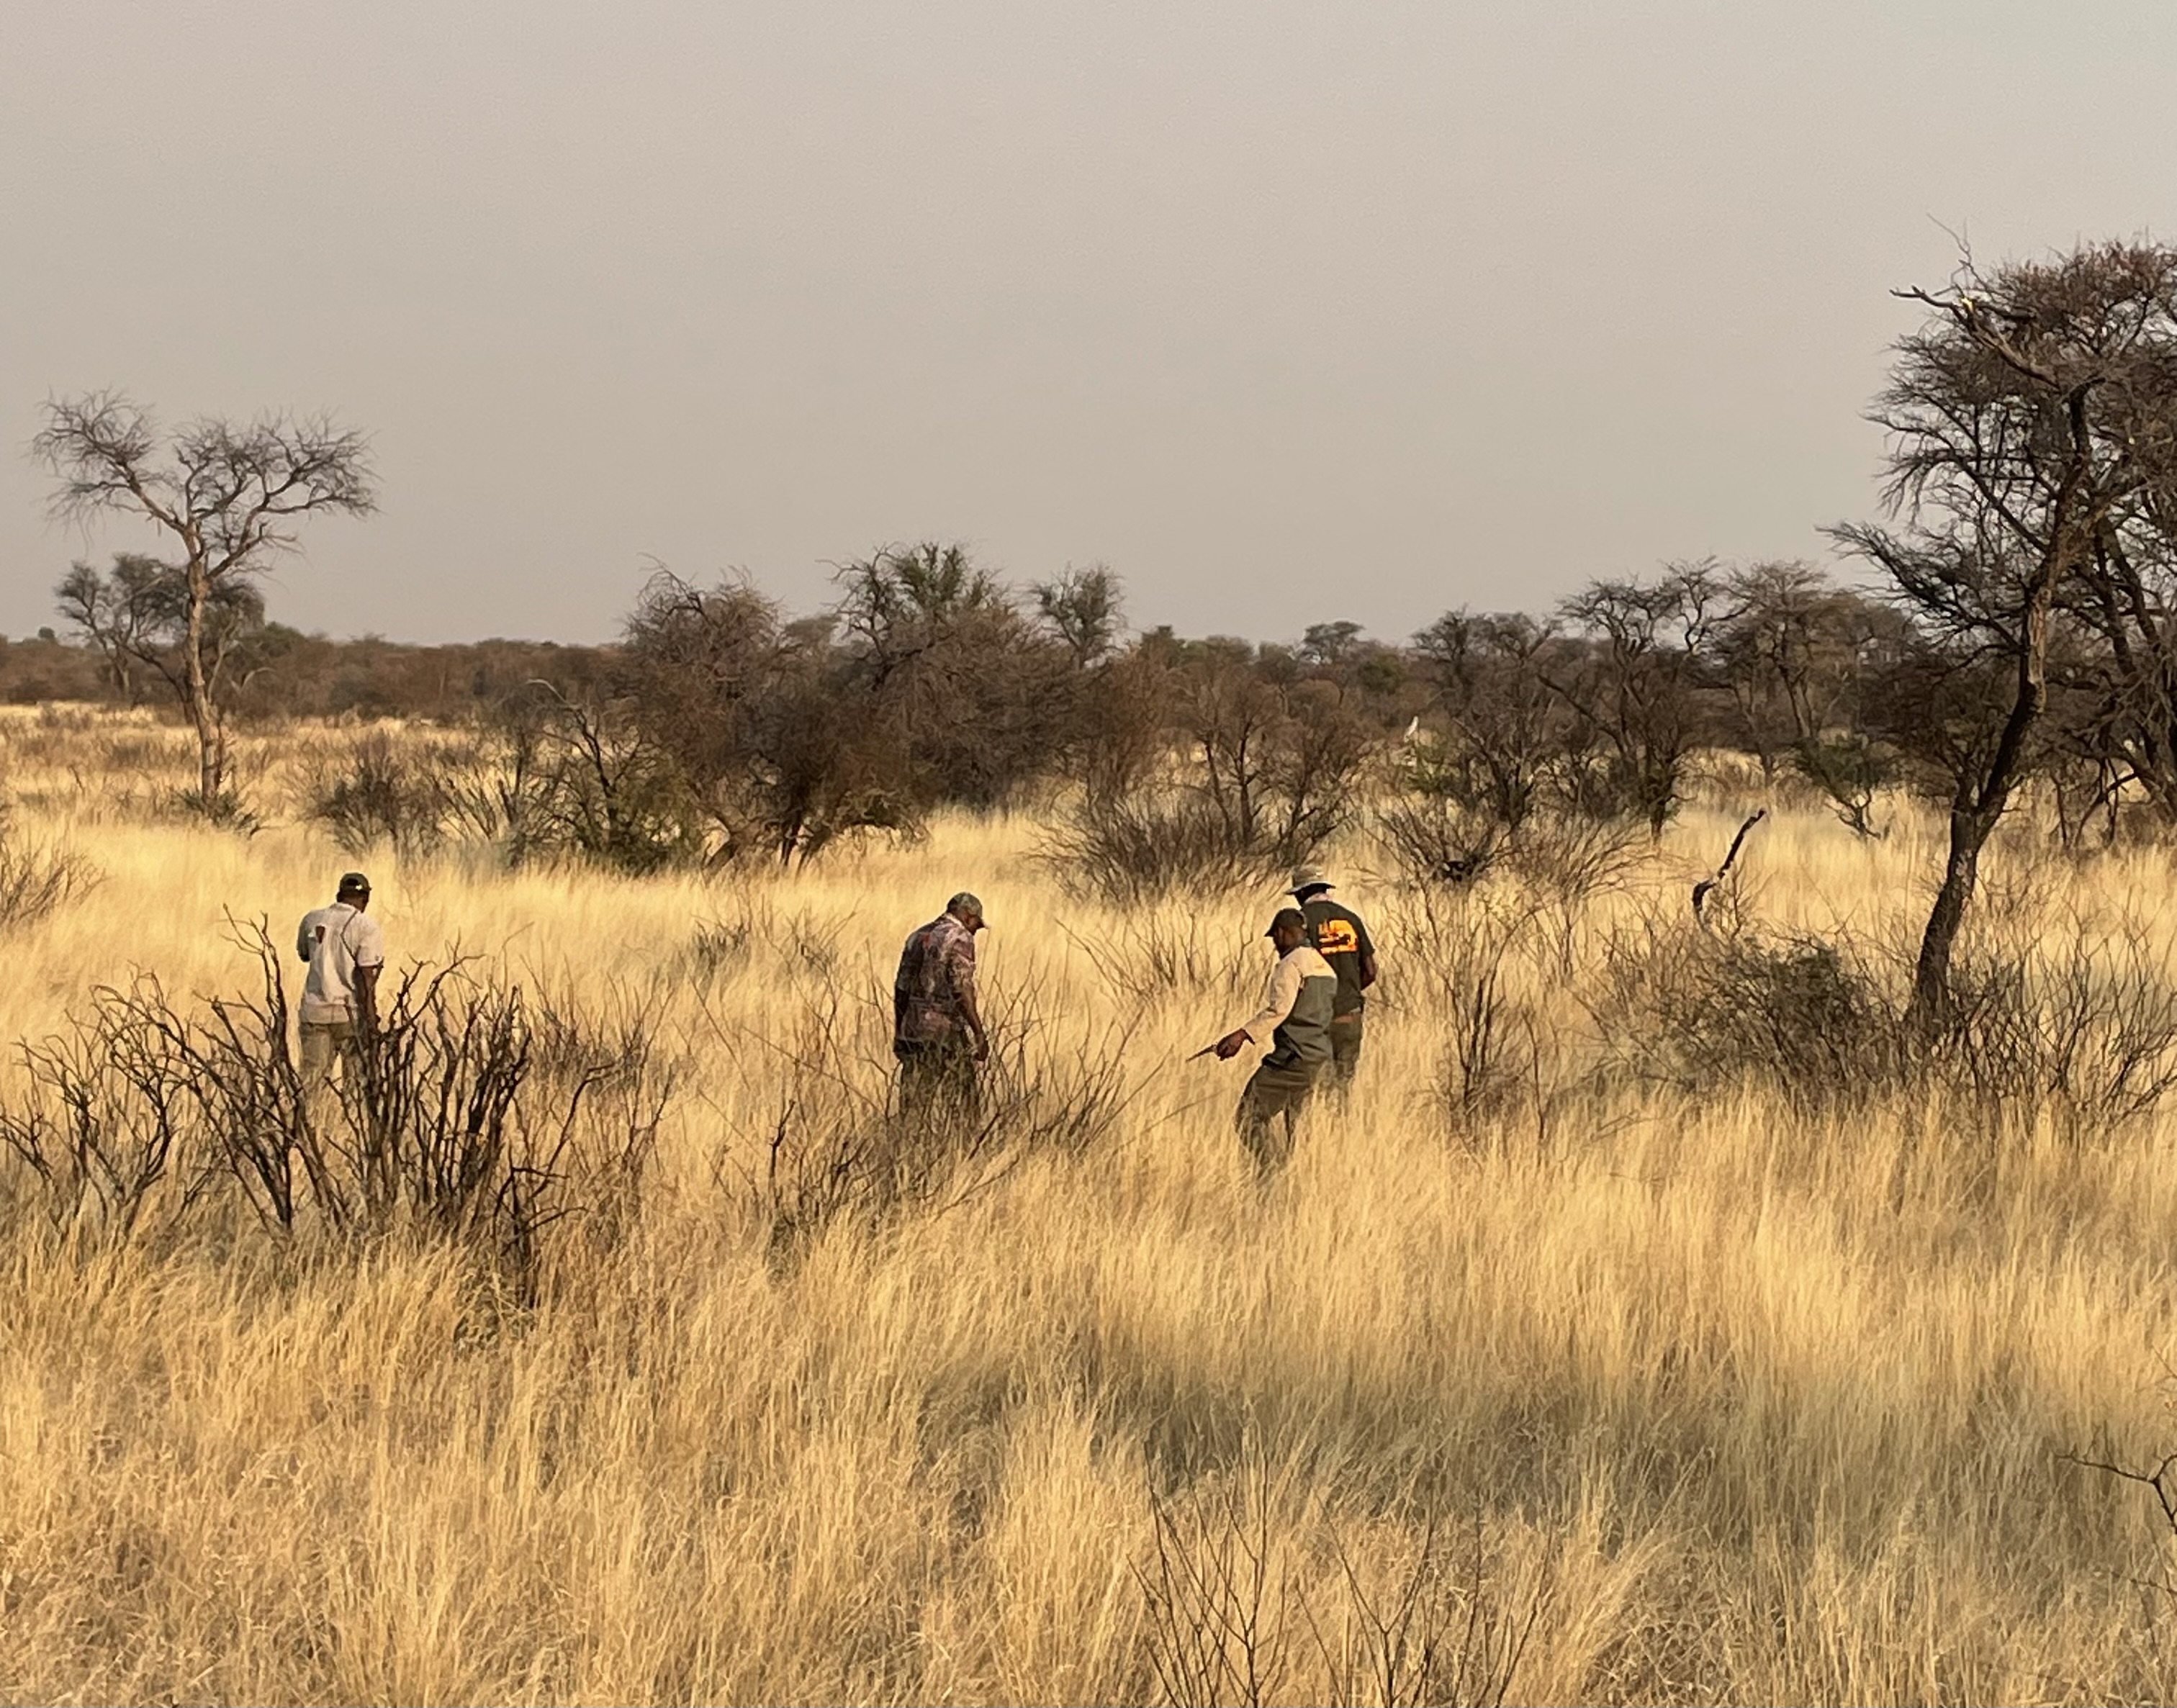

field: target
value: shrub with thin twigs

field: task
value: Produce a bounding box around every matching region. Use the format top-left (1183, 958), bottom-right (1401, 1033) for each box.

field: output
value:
top-left (0, 828), bottom-right (100, 930)
top-left (0, 922), bottom-right (674, 1289)
top-left (1607, 924), bottom-right (1901, 1113)
top-left (1137, 1446), bottom-right (1545, 1708)
top-left (1372, 795), bottom-right (1507, 890)
top-left (1042, 793), bottom-right (1302, 905)
top-left (0, 982), bottom-right (192, 1243)
top-left (302, 730), bottom-right (451, 859)
top-left (1591, 893), bottom-right (2177, 1129)
top-left (1943, 921), bottom-right (2177, 1126)
top-left (743, 980), bottom-right (1135, 1262)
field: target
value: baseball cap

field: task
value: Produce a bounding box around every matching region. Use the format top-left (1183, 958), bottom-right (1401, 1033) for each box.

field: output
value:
top-left (337, 871), bottom-right (371, 896)
top-left (948, 890), bottom-right (987, 923)
top-left (1266, 905), bottom-right (1307, 938)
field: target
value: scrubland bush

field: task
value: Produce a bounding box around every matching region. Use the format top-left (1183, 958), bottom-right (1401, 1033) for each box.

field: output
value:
top-left (1044, 793), bottom-right (1299, 903)
top-left (302, 728), bottom-right (454, 858)
top-left (0, 831), bottom-right (99, 930)
top-left (0, 923), bottom-right (674, 1292)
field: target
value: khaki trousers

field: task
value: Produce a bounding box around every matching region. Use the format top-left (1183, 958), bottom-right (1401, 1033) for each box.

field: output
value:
top-left (299, 1018), bottom-right (358, 1088)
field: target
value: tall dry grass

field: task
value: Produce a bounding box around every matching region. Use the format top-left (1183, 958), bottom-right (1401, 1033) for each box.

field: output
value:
top-left (1, 706), bottom-right (2176, 1703)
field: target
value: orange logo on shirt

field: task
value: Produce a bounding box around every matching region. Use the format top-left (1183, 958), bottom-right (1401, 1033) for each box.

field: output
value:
top-left (1315, 920), bottom-right (1359, 955)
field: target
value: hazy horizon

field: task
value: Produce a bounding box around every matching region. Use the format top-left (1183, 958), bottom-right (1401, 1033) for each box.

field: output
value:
top-left (5, 1), bottom-right (2176, 648)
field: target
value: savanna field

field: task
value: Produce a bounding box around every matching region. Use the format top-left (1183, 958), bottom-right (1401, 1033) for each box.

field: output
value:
top-left (8, 705), bottom-right (2177, 1704)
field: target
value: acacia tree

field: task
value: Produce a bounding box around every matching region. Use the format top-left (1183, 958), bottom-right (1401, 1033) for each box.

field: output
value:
top-left (1835, 242), bottom-right (2172, 1015)
top-left (57, 552), bottom-right (266, 715)
top-left (34, 392), bottom-right (375, 808)
top-left (1544, 564), bottom-right (1724, 835)
top-left (1714, 561), bottom-right (1900, 836)
top-left (1410, 609), bottom-right (1566, 831)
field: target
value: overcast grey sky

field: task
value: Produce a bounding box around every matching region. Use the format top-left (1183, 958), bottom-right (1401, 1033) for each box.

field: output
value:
top-left (3, 1), bottom-right (2173, 646)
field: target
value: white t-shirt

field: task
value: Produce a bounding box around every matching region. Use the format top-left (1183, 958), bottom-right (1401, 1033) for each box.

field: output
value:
top-left (296, 902), bottom-right (387, 1024)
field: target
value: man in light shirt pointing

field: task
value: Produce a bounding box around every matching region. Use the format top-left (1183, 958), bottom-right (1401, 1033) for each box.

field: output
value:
top-left (1212, 906), bottom-right (1338, 1173)
top-left (296, 870), bottom-right (387, 1088)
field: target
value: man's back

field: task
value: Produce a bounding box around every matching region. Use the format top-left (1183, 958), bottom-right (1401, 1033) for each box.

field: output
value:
top-left (298, 902), bottom-right (386, 1024)
top-left (1302, 895), bottom-right (1375, 1016)
top-left (895, 913), bottom-right (976, 1044)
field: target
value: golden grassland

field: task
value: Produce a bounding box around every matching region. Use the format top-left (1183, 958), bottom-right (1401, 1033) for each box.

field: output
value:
top-left (4, 704), bottom-right (2177, 1704)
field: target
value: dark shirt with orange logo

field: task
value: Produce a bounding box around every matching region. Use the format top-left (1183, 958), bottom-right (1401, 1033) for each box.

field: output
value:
top-left (1300, 897), bottom-right (1375, 1016)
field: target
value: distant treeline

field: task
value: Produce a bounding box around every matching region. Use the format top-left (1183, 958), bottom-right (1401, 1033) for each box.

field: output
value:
top-left (0, 625), bottom-right (615, 720)
top-left (27, 238), bottom-right (2177, 1016)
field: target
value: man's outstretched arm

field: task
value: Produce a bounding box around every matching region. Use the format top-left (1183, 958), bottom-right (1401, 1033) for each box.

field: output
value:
top-left (1214, 959), bottom-right (1299, 1059)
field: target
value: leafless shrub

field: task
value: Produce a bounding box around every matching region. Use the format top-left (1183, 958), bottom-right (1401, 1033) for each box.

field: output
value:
top-left (1942, 921), bottom-right (2177, 1126)
top-left (1502, 813), bottom-right (1645, 979)
top-left (302, 730), bottom-right (451, 859)
top-left (682, 895), bottom-right (852, 990)
top-left (164, 783), bottom-right (263, 833)
top-left (1589, 886), bottom-right (2177, 1128)
top-left (1608, 924), bottom-right (1901, 1112)
top-left (1372, 795), bottom-right (1505, 889)
top-left (0, 985), bottom-right (193, 1242)
top-left (749, 982), bottom-right (1134, 1262)
top-left (158, 939), bottom-right (323, 1232)
top-left (1137, 1447), bottom-right (1543, 1708)
top-left (1062, 912), bottom-right (1257, 1006)
top-left (1396, 890), bottom-right (1543, 1127)
top-left (0, 832), bottom-right (99, 930)
top-left (0, 923), bottom-right (675, 1284)
top-left (1043, 794), bottom-right (1296, 905)
top-left (524, 979), bottom-right (677, 1250)
top-left (1139, 1455), bottom-right (1294, 1708)
top-left (1302, 1515), bottom-right (1544, 1708)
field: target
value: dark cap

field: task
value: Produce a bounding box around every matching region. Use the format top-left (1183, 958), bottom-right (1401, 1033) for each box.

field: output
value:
top-left (337, 871), bottom-right (371, 896)
top-left (1266, 906), bottom-right (1307, 939)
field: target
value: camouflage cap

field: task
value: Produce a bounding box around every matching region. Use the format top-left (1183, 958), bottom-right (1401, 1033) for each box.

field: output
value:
top-left (948, 890), bottom-right (987, 923)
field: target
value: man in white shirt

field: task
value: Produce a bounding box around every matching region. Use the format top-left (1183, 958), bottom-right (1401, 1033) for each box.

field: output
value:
top-left (295, 871), bottom-right (387, 1087)
top-left (1212, 907), bottom-right (1338, 1172)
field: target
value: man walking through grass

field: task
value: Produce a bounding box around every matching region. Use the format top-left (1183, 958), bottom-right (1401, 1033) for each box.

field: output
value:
top-left (893, 891), bottom-right (989, 1116)
top-left (296, 870), bottom-right (385, 1090)
top-left (1213, 906), bottom-right (1338, 1172)
top-left (1291, 867), bottom-right (1378, 1089)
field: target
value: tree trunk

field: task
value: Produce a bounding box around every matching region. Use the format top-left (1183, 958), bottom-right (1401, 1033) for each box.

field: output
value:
top-left (183, 566), bottom-right (223, 805)
top-left (1908, 389), bottom-right (2094, 1022)
top-left (1912, 795), bottom-right (1991, 1016)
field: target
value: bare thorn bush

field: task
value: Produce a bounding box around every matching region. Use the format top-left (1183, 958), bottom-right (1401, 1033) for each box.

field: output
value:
top-left (302, 729), bottom-right (451, 859)
top-left (0, 922), bottom-right (675, 1292)
top-left (0, 831), bottom-right (100, 931)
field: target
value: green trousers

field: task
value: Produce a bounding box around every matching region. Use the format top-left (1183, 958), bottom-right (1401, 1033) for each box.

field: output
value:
top-left (895, 1039), bottom-right (981, 1121)
top-left (1238, 1057), bottom-right (1322, 1173)
top-left (1328, 1011), bottom-right (1364, 1087)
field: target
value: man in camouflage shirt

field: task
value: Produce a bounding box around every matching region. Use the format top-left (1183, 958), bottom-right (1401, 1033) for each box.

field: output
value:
top-left (893, 891), bottom-right (990, 1115)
